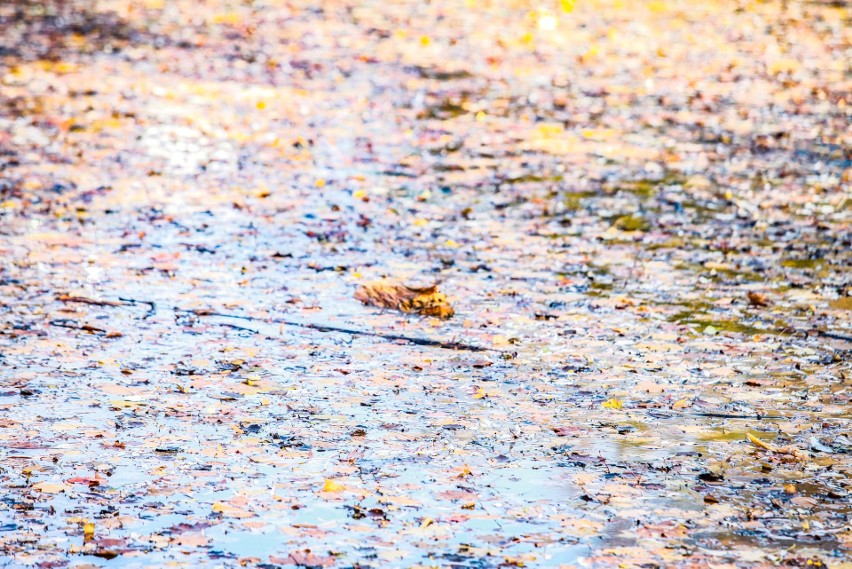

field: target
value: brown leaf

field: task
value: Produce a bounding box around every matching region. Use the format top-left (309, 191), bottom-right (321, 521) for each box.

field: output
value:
top-left (354, 281), bottom-right (454, 319)
top-left (747, 292), bottom-right (770, 307)
top-left (746, 432), bottom-right (807, 461)
top-left (270, 551), bottom-right (336, 568)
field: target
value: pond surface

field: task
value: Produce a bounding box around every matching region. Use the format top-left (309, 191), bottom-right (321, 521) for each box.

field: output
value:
top-left (0, 0), bottom-right (850, 566)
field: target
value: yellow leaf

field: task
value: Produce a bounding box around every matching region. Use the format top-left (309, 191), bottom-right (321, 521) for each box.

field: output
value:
top-left (536, 123), bottom-right (563, 138)
top-left (212, 12), bottom-right (241, 25)
top-left (768, 59), bottom-right (800, 75)
top-left (83, 522), bottom-right (95, 540)
top-left (322, 479), bottom-right (345, 493)
top-left (110, 399), bottom-right (146, 409)
top-left (212, 502), bottom-right (255, 518)
top-left (560, 0), bottom-right (575, 12)
top-left (601, 398), bottom-right (623, 410)
top-left (456, 465), bottom-right (473, 478)
top-left (746, 432), bottom-right (775, 451)
top-left (421, 517), bottom-right (433, 528)
top-left (672, 399), bottom-right (689, 410)
top-left (472, 387), bottom-right (487, 399)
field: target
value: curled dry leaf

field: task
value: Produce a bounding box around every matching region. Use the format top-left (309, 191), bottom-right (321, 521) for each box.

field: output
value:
top-left (354, 281), bottom-right (454, 319)
top-left (747, 292), bottom-right (770, 307)
top-left (746, 432), bottom-right (807, 461)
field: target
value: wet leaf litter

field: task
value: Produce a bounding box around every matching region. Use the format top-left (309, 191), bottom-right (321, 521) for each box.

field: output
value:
top-left (0, 0), bottom-right (850, 567)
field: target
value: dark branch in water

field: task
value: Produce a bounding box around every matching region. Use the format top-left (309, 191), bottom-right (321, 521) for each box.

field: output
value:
top-left (647, 409), bottom-right (785, 420)
top-left (818, 330), bottom-right (852, 342)
top-left (55, 292), bottom-right (490, 351)
top-left (57, 294), bottom-right (157, 318)
top-left (118, 297), bottom-right (157, 318)
top-left (48, 319), bottom-right (107, 335)
top-left (180, 309), bottom-right (493, 352)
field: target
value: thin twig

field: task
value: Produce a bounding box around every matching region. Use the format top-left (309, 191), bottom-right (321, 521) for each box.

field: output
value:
top-left (217, 322), bottom-right (258, 334)
top-left (180, 309), bottom-right (494, 352)
top-left (818, 330), bottom-right (852, 342)
top-left (694, 411), bottom-right (785, 420)
top-left (56, 294), bottom-right (126, 307)
top-left (55, 293), bottom-right (492, 351)
top-left (647, 409), bottom-right (785, 420)
top-left (57, 293), bottom-right (157, 320)
top-left (48, 319), bottom-right (107, 335)
top-left (118, 297), bottom-right (157, 318)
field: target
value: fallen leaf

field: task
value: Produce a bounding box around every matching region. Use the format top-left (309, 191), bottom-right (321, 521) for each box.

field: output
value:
top-left (83, 522), bottom-right (95, 541)
top-left (270, 551), bottom-right (335, 568)
top-left (747, 292), bottom-right (770, 307)
top-left (32, 482), bottom-right (68, 494)
top-left (746, 432), bottom-right (807, 461)
top-left (746, 432), bottom-right (775, 451)
top-left (354, 281), bottom-right (454, 319)
top-left (321, 479), bottom-right (346, 493)
top-left (211, 502), bottom-right (255, 518)
top-left (172, 533), bottom-right (210, 547)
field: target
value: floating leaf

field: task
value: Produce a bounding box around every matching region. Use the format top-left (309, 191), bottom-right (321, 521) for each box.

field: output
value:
top-left (32, 482), bottom-right (68, 494)
top-left (746, 432), bottom-right (807, 461)
top-left (321, 479), bottom-right (346, 493)
top-left (746, 432), bottom-right (775, 451)
top-left (354, 281), bottom-right (454, 319)
top-left (211, 502), bottom-right (255, 518)
top-left (747, 292), bottom-right (770, 307)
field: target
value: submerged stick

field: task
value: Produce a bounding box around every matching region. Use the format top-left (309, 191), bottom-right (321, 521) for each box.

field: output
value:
top-left (56, 294), bottom-right (126, 307)
top-left (818, 330), bottom-right (852, 342)
top-left (647, 409), bottom-right (785, 420)
top-left (51, 299), bottom-right (489, 351)
top-left (180, 309), bottom-right (493, 352)
top-left (118, 297), bottom-right (157, 317)
top-left (53, 291), bottom-right (490, 351)
top-left (48, 319), bottom-right (108, 335)
top-left (57, 294), bottom-right (157, 318)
